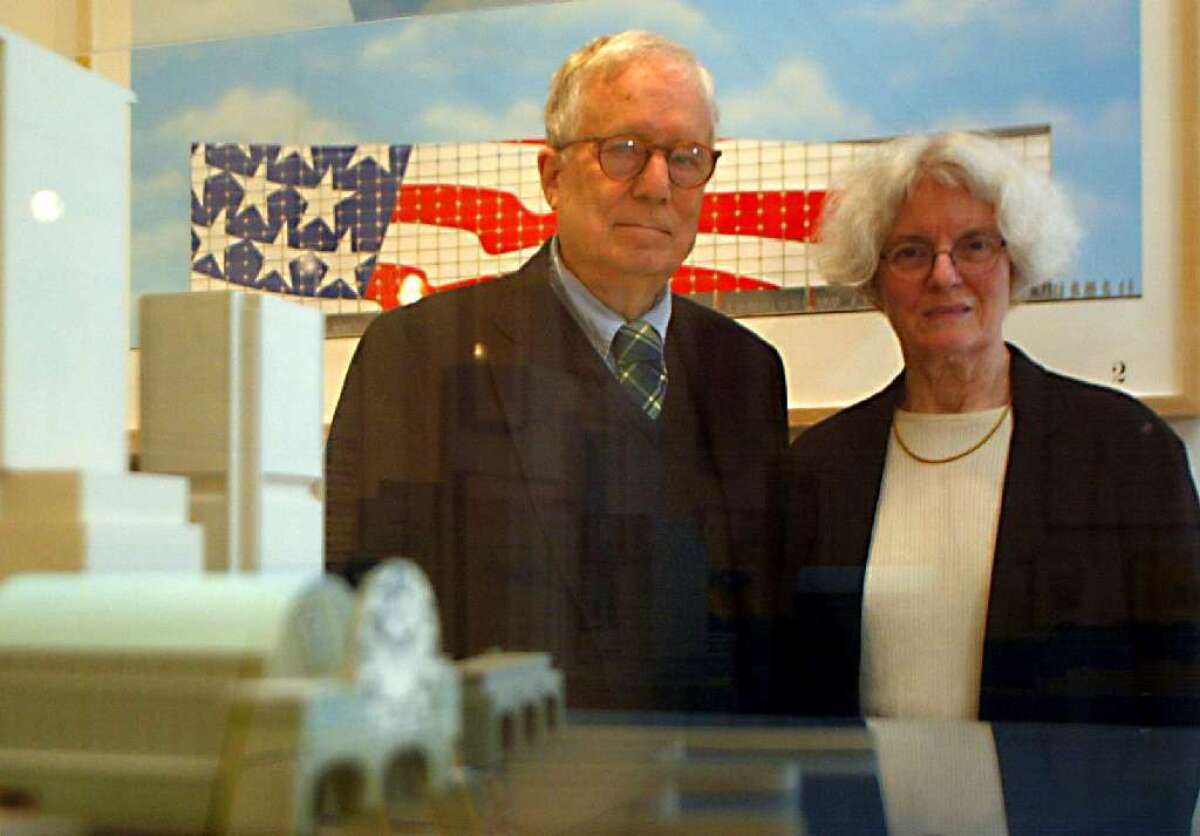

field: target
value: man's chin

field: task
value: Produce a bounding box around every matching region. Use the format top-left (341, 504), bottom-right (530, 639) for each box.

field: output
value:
top-left (614, 254), bottom-right (684, 284)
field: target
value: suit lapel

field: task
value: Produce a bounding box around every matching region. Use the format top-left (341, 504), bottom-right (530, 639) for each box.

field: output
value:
top-left (667, 303), bottom-right (749, 548)
top-left (481, 246), bottom-right (592, 537)
top-left (481, 249), bottom-right (640, 693)
top-left (668, 305), bottom-right (722, 451)
top-left (479, 246), bottom-right (615, 570)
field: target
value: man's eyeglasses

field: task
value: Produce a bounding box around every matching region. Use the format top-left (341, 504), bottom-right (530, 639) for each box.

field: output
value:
top-left (880, 231), bottom-right (1007, 278)
top-left (557, 135), bottom-right (721, 189)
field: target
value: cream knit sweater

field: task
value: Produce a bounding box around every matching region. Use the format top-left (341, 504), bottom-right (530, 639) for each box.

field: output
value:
top-left (860, 406), bottom-right (1013, 720)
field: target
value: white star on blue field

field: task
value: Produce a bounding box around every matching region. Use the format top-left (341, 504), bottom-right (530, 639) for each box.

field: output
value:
top-left (190, 142), bottom-right (411, 299)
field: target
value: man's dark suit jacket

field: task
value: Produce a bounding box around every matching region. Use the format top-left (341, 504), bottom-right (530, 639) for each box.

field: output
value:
top-left (784, 344), bottom-right (1200, 724)
top-left (327, 243), bottom-right (788, 711)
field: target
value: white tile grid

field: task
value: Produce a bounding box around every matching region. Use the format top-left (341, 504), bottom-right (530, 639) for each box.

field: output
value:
top-left (190, 129), bottom-right (1052, 312)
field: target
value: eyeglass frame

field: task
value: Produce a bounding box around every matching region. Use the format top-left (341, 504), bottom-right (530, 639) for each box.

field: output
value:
top-left (555, 134), bottom-right (722, 189)
top-left (879, 231), bottom-right (1008, 278)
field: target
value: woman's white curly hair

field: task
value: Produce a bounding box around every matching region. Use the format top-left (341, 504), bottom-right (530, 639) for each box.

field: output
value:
top-left (817, 131), bottom-right (1081, 302)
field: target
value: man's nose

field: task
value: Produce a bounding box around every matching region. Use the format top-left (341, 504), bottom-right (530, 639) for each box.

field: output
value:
top-left (631, 149), bottom-right (672, 201)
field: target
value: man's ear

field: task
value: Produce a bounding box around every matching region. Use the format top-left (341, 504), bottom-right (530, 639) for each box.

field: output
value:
top-left (538, 146), bottom-right (562, 210)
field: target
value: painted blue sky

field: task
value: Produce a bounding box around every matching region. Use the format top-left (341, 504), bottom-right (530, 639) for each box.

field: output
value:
top-left (130, 0), bottom-right (1140, 339)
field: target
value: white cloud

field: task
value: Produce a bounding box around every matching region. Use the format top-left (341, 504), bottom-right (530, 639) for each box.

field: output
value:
top-left (925, 109), bottom-right (991, 132)
top-left (357, 0), bottom-right (726, 141)
top-left (135, 170), bottom-right (187, 200)
top-left (720, 59), bottom-right (876, 138)
top-left (361, 0), bottom-right (724, 73)
top-left (1037, 0), bottom-right (1128, 35)
top-left (1059, 177), bottom-right (1127, 230)
top-left (156, 87), bottom-right (361, 145)
top-left (416, 99), bottom-right (543, 140)
top-left (1009, 96), bottom-right (1138, 147)
top-left (885, 65), bottom-right (922, 90)
top-left (534, 0), bottom-right (721, 43)
top-left (930, 96), bottom-right (1136, 149)
top-left (873, 0), bottom-right (989, 28)
top-left (361, 20), bottom-right (462, 75)
top-left (1094, 98), bottom-right (1138, 142)
top-left (861, 0), bottom-right (1128, 43)
top-left (133, 218), bottom-right (188, 265)
top-left (1009, 97), bottom-right (1079, 140)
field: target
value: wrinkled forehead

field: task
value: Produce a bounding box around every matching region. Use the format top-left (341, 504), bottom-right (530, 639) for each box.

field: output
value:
top-left (905, 164), bottom-right (989, 210)
top-left (887, 176), bottom-right (999, 244)
top-left (577, 56), bottom-right (715, 141)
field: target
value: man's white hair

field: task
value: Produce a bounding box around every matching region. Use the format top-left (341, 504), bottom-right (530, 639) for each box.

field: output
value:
top-left (543, 30), bottom-right (718, 148)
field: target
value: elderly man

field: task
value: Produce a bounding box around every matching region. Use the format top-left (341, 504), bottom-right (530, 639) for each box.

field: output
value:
top-left (326, 31), bottom-right (786, 711)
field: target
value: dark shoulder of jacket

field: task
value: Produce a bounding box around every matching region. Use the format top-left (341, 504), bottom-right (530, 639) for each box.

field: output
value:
top-left (1021, 353), bottom-right (1200, 529)
top-left (355, 268), bottom-right (523, 351)
top-left (789, 377), bottom-right (898, 460)
top-left (671, 293), bottom-right (781, 359)
top-left (1033, 359), bottom-right (1186, 453)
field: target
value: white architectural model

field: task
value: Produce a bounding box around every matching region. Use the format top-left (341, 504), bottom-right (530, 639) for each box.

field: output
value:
top-left (459, 651), bottom-right (565, 767)
top-left (0, 27), bottom-right (203, 580)
top-left (0, 562), bottom-right (460, 834)
top-left (0, 25), bottom-right (561, 834)
top-left (140, 292), bottom-right (324, 574)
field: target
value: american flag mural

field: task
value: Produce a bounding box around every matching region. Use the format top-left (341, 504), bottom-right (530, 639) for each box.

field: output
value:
top-left (191, 126), bottom-right (1066, 318)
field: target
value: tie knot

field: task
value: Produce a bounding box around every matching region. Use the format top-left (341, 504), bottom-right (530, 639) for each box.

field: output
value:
top-left (610, 320), bottom-right (667, 420)
top-left (611, 320), bottom-right (664, 370)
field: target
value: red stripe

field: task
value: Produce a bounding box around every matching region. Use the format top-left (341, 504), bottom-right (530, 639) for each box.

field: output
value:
top-left (393, 185), bottom-right (557, 255)
top-left (701, 191), bottom-right (825, 242)
top-left (392, 185), bottom-right (826, 255)
top-left (427, 268), bottom-right (778, 296)
top-left (365, 263), bottom-right (780, 311)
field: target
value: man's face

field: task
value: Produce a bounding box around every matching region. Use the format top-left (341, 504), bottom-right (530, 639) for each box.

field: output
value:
top-left (538, 56), bottom-right (713, 303)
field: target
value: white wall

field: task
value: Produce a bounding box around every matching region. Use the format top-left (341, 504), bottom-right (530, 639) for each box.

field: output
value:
top-left (1171, 419), bottom-right (1200, 484)
top-left (0, 1), bottom-right (130, 87)
top-left (0, 0), bottom-right (83, 57)
top-left (298, 320), bottom-right (1200, 490)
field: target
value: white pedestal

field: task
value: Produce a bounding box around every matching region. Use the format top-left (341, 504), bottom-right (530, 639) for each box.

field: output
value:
top-left (0, 30), bottom-right (132, 472)
top-left (140, 292), bottom-right (324, 574)
top-left (0, 472), bottom-right (202, 573)
top-left (0, 26), bottom-right (202, 580)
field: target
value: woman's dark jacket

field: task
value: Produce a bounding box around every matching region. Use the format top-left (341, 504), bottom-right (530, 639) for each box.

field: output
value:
top-left (782, 344), bottom-right (1200, 724)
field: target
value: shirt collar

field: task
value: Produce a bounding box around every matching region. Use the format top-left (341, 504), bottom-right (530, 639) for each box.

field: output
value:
top-left (548, 237), bottom-right (672, 368)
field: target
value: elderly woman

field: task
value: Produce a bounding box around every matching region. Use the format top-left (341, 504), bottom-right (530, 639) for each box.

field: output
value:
top-left (783, 131), bottom-right (1200, 725)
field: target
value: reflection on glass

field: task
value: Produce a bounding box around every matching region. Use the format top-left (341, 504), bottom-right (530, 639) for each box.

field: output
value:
top-left (869, 718), bottom-right (1009, 836)
top-left (87, 0), bottom-right (568, 53)
top-left (29, 190), bottom-right (64, 223)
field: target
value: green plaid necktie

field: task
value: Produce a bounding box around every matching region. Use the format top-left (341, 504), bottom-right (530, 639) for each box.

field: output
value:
top-left (611, 320), bottom-right (667, 420)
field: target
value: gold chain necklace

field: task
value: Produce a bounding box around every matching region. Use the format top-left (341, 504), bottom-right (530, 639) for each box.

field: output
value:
top-left (892, 404), bottom-right (1011, 465)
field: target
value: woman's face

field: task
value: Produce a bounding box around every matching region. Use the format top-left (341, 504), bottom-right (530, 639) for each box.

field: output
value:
top-left (876, 178), bottom-right (1011, 363)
